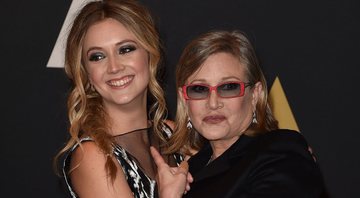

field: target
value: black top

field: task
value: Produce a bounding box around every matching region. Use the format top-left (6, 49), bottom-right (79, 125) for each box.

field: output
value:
top-left (185, 129), bottom-right (326, 198)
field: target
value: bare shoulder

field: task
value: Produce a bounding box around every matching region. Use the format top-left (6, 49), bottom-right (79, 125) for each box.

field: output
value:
top-left (69, 141), bottom-right (134, 198)
top-left (70, 141), bottom-right (105, 168)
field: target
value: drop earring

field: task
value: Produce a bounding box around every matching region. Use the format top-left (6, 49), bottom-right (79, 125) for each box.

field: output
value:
top-left (252, 111), bottom-right (258, 124)
top-left (187, 118), bottom-right (193, 130)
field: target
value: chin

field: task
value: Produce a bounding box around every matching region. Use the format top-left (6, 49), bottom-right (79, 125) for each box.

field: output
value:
top-left (113, 96), bottom-right (134, 105)
top-left (201, 132), bottom-right (227, 141)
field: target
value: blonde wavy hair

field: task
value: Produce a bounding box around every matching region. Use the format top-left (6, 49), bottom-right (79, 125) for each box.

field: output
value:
top-left (167, 30), bottom-right (278, 155)
top-left (54, 0), bottom-right (167, 182)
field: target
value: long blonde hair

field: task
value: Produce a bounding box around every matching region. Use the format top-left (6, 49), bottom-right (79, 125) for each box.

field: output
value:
top-left (54, 0), bottom-right (167, 182)
top-left (167, 30), bottom-right (278, 155)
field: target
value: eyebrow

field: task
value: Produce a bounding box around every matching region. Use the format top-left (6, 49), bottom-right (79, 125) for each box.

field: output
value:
top-left (189, 76), bottom-right (242, 84)
top-left (85, 39), bottom-right (138, 56)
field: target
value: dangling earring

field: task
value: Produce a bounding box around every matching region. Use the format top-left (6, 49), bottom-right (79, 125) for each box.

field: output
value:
top-left (252, 111), bottom-right (258, 124)
top-left (187, 118), bottom-right (193, 130)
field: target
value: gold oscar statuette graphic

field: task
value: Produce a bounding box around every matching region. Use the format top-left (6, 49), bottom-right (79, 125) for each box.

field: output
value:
top-left (269, 77), bottom-right (299, 131)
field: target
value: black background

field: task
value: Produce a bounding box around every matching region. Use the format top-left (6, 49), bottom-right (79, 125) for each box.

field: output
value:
top-left (1, 0), bottom-right (359, 197)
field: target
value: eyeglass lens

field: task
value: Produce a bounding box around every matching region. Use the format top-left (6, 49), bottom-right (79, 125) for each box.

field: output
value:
top-left (186, 82), bottom-right (242, 99)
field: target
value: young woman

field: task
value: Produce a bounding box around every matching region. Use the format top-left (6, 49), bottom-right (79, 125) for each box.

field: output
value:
top-left (54, 1), bottom-right (183, 197)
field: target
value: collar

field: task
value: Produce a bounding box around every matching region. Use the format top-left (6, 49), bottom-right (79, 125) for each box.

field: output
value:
top-left (188, 134), bottom-right (255, 182)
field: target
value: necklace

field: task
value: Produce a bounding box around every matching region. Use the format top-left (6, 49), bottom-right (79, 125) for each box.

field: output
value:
top-left (206, 155), bottom-right (214, 166)
top-left (112, 126), bottom-right (151, 137)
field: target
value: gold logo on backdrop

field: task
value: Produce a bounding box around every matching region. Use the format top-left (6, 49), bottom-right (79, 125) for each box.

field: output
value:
top-left (269, 77), bottom-right (299, 131)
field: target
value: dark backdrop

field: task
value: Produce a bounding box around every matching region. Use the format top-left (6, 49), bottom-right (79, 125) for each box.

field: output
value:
top-left (1, 0), bottom-right (359, 197)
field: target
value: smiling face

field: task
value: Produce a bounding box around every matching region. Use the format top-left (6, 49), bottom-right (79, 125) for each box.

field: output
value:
top-left (82, 18), bottom-right (150, 109)
top-left (180, 52), bottom-right (262, 151)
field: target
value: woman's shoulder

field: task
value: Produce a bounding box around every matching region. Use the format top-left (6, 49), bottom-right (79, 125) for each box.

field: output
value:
top-left (262, 129), bottom-right (307, 146)
top-left (67, 141), bottom-right (134, 197)
top-left (241, 129), bottom-right (323, 183)
top-left (253, 129), bottom-right (312, 160)
top-left (245, 129), bottom-right (325, 196)
top-left (63, 137), bottom-right (95, 165)
top-left (69, 140), bottom-right (106, 170)
top-left (265, 128), bottom-right (302, 138)
top-left (65, 136), bottom-right (111, 175)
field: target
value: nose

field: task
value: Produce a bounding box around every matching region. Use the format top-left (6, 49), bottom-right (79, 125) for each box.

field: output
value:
top-left (207, 89), bottom-right (223, 110)
top-left (107, 55), bottom-right (125, 74)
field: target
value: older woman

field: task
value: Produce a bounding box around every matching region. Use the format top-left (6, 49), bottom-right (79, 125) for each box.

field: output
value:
top-left (154, 30), bottom-right (325, 198)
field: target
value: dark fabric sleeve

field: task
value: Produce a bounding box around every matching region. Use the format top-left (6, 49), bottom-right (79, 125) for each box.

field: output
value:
top-left (242, 131), bottom-right (325, 198)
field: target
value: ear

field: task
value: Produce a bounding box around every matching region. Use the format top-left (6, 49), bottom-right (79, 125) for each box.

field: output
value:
top-left (251, 81), bottom-right (263, 109)
top-left (178, 87), bottom-right (190, 113)
top-left (178, 87), bottom-right (187, 105)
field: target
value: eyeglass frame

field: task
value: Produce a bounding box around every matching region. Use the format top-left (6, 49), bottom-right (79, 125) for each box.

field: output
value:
top-left (182, 81), bottom-right (254, 100)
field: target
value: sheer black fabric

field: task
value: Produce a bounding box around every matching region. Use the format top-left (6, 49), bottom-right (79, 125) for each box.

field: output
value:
top-left (113, 126), bottom-right (179, 180)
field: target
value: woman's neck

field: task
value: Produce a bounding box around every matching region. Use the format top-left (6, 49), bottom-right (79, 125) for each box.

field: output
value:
top-left (105, 100), bottom-right (149, 136)
top-left (209, 135), bottom-right (241, 160)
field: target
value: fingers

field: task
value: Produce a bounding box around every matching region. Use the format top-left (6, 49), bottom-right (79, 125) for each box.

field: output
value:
top-left (185, 183), bottom-right (191, 192)
top-left (186, 171), bottom-right (193, 192)
top-left (187, 172), bottom-right (194, 183)
top-left (150, 146), bottom-right (166, 167)
top-left (176, 161), bottom-right (189, 178)
top-left (179, 160), bottom-right (189, 171)
top-left (179, 161), bottom-right (192, 193)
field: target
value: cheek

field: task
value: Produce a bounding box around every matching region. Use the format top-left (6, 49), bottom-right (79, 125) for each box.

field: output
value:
top-left (135, 50), bottom-right (150, 72)
top-left (134, 56), bottom-right (151, 81)
top-left (87, 67), bottom-right (102, 85)
top-left (229, 98), bottom-right (253, 121)
top-left (84, 59), bottom-right (106, 81)
top-left (139, 66), bottom-right (150, 86)
top-left (137, 59), bottom-right (149, 72)
top-left (187, 101), bottom-right (203, 120)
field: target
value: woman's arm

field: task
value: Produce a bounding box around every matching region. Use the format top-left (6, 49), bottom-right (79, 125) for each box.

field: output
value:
top-left (70, 142), bottom-right (134, 198)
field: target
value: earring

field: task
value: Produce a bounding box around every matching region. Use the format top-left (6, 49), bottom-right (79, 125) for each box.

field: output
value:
top-left (187, 118), bottom-right (193, 130)
top-left (252, 111), bottom-right (258, 124)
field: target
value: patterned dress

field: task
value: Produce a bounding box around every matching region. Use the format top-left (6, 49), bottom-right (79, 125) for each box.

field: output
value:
top-left (62, 125), bottom-right (182, 198)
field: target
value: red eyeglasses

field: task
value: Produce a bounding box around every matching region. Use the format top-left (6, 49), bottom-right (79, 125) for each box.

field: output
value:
top-left (182, 81), bottom-right (253, 100)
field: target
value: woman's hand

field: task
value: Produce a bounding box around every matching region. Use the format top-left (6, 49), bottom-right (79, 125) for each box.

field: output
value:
top-left (150, 146), bottom-right (193, 198)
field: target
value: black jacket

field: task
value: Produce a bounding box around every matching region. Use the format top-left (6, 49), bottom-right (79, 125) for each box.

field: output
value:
top-left (185, 129), bottom-right (326, 198)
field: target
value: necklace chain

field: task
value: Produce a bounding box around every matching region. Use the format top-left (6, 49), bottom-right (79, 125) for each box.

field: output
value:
top-left (206, 155), bottom-right (214, 166)
top-left (112, 126), bottom-right (151, 137)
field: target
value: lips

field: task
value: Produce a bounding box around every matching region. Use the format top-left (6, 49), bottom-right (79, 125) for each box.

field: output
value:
top-left (203, 115), bottom-right (226, 124)
top-left (107, 75), bottom-right (134, 88)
